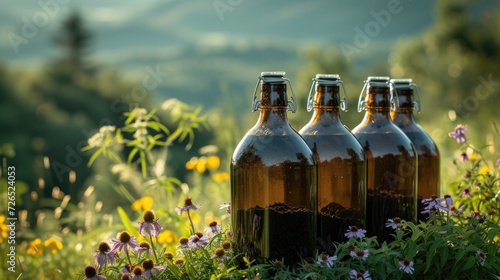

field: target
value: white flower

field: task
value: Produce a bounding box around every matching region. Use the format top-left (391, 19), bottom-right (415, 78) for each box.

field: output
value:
top-left (350, 249), bottom-right (369, 261)
top-left (399, 259), bottom-right (414, 274)
top-left (385, 217), bottom-right (402, 229)
top-left (345, 226), bottom-right (366, 239)
top-left (317, 253), bottom-right (337, 268)
top-left (349, 269), bottom-right (371, 280)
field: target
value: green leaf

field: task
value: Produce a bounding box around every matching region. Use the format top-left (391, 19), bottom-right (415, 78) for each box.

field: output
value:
top-left (87, 147), bottom-right (104, 166)
top-left (116, 206), bottom-right (139, 237)
top-left (127, 147), bottom-right (139, 164)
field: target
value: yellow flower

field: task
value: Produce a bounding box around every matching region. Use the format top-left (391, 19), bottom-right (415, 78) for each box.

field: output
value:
top-left (131, 196), bottom-right (153, 211)
top-left (213, 172), bottom-right (230, 183)
top-left (196, 156), bottom-right (207, 173)
top-left (494, 236), bottom-right (500, 244)
top-left (44, 237), bottom-right (63, 254)
top-left (0, 215), bottom-right (8, 243)
top-left (469, 154), bottom-right (479, 161)
top-left (185, 157), bottom-right (198, 170)
top-left (157, 230), bottom-right (178, 245)
top-left (27, 238), bottom-right (43, 257)
top-left (478, 166), bottom-right (490, 176)
top-left (206, 155), bottom-right (221, 170)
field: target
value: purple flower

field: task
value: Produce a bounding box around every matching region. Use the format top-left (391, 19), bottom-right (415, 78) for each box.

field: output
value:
top-left (317, 253), bottom-right (337, 268)
top-left (449, 124), bottom-right (468, 144)
top-left (187, 232), bottom-right (209, 248)
top-left (134, 241), bottom-right (153, 255)
top-left (91, 242), bottom-right (115, 267)
top-left (219, 203), bottom-right (231, 213)
top-left (204, 221), bottom-right (222, 235)
top-left (460, 152), bottom-right (468, 162)
top-left (477, 250), bottom-right (486, 266)
top-left (110, 231), bottom-right (139, 254)
top-left (462, 188), bottom-right (471, 198)
top-left (385, 217), bottom-right (402, 229)
top-left (350, 249), bottom-right (369, 261)
top-left (83, 266), bottom-right (107, 280)
top-left (176, 197), bottom-right (201, 215)
top-left (139, 210), bottom-right (162, 237)
top-left (399, 259), bottom-right (415, 274)
top-left (142, 259), bottom-right (165, 279)
top-left (344, 226), bottom-right (367, 239)
top-left (349, 269), bottom-right (371, 280)
top-left (496, 159), bottom-right (500, 167)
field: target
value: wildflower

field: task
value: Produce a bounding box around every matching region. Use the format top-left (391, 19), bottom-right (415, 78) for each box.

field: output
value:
top-left (478, 166), bottom-right (490, 176)
top-left (0, 215), bottom-right (8, 243)
top-left (443, 195), bottom-right (454, 210)
top-left (493, 236), bottom-right (500, 244)
top-left (448, 124), bottom-right (468, 144)
top-left (142, 259), bottom-right (165, 279)
top-left (111, 231), bottom-right (139, 254)
top-left (173, 258), bottom-right (185, 265)
top-left (214, 248), bottom-right (228, 261)
top-left (350, 249), bottom-right (369, 261)
top-left (469, 153), bottom-right (479, 161)
top-left (477, 250), bottom-right (486, 266)
top-left (87, 126), bottom-right (116, 148)
top-left (26, 238), bottom-right (43, 257)
top-left (317, 253), bottom-right (337, 268)
top-left (449, 205), bottom-right (464, 215)
top-left (188, 232), bottom-right (209, 248)
top-left (176, 197), bottom-right (201, 215)
top-left (131, 196), bottom-right (153, 211)
top-left (347, 243), bottom-right (356, 251)
top-left (349, 269), bottom-right (371, 280)
top-left (134, 241), bottom-right (153, 255)
top-left (385, 217), bottom-right (402, 229)
top-left (204, 221), bottom-right (222, 235)
top-left (221, 241), bottom-right (231, 250)
top-left (178, 237), bottom-right (189, 249)
top-left (43, 236), bottom-right (63, 254)
top-left (92, 241), bottom-right (115, 267)
top-left (122, 264), bottom-right (132, 274)
top-left (164, 252), bottom-right (174, 260)
top-left (206, 155), bottom-right (221, 170)
top-left (120, 274), bottom-right (132, 280)
top-left (460, 152), bottom-right (468, 162)
top-left (220, 203), bottom-right (231, 213)
top-left (421, 196), bottom-right (444, 214)
top-left (131, 266), bottom-right (143, 280)
top-left (213, 172), bottom-right (230, 183)
top-left (399, 259), bottom-right (414, 274)
top-left (496, 159), bottom-right (500, 167)
top-left (139, 210), bottom-right (162, 237)
top-left (83, 265), bottom-right (106, 280)
top-left (157, 230), bottom-right (177, 245)
top-left (344, 226), bottom-right (366, 239)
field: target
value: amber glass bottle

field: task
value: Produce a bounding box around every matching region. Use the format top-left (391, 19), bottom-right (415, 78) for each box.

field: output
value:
top-left (390, 79), bottom-right (440, 221)
top-left (231, 72), bottom-right (317, 265)
top-left (299, 74), bottom-right (366, 248)
top-left (351, 76), bottom-right (417, 242)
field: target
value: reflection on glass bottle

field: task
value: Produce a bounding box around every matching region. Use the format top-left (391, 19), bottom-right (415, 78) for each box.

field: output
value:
top-left (390, 79), bottom-right (440, 222)
top-left (231, 72), bottom-right (317, 266)
top-left (299, 74), bottom-right (366, 250)
top-left (351, 76), bottom-right (417, 242)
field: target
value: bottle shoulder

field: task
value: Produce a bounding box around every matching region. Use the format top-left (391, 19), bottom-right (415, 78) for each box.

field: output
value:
top-left (352, 122), bottom-right (416, 157)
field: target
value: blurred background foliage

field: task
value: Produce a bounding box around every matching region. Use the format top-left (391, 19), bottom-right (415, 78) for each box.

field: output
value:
top-left (0, 0), bottom-right (499, 277)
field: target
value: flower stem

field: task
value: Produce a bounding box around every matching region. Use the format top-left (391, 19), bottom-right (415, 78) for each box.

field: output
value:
top-left (150, 234), bottom-right (159, 264)
top-left (125, 248), bottom-right (133, 267)
top-left (187, 209), bottom-right (196, 235)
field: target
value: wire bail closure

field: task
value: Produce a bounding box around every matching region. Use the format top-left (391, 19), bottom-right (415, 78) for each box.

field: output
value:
top-left (390, 79), bottom-right (421, 113)
top-left (252, 71), bottom-right (297, 113)
top-left (306, 74), bottom-right (348, 112)
top-left (357, 76), bottom-right (398, 112)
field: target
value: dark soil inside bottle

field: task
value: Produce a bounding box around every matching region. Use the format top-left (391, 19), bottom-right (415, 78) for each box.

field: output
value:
top-left (234, 202), bottom-right (315, 267)
top-left (366, 190), bottom-right (415, 243)
top-left (318, 202), bottom-right (363, 253)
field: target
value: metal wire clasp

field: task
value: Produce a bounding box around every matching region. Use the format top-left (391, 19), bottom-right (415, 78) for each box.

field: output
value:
top-left (252, 71), bottom-right (297, 112)
top-left (390, 79), bottom-right (421, 113)
top-left (306, 74), bottom-right (348, 112)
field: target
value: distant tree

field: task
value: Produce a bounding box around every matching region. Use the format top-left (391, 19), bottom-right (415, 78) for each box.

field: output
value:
top-left (52, 10), bottom-right (93, 73)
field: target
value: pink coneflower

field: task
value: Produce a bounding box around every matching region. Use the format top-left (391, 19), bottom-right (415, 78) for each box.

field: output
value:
top-left (219, 203), bottom-right (231, 213)
top-left (399, 259), bottom-right (414, 274)
top-left (111, 231), bottom-right (140, 254)
top-left (138, 210), bottom-right (162, 237)
top-left (345, 226), bottom-right (367, 239)
top-left (349, 269), bottom-right (371, 280)
top-left (460, 152), bottom-right (469, 162)
top-left (350, 249), bottom-right (369, 261)
top-left (477, 250), bottom-right (486, 266)
top-left (176, 197), bottom-right (201, 215)
top-left (385, 217), bottom-right (402, 229)
top-left (134, 241), bottom-right (153, 255)
top-left (83, 265), bottom-right (106, 280)
top-left (91, 241), bottom-right (115, 268)
top-left (462, 188), bottom-right (471, 198)
top-left (317, 253), bottom-right (337, 268)
top-left (204, 221), bottom-right (222, 235)
top-left (421, 196), bottom-right (444, 214)
top-left (142, 259), bottom-right (165, 279)
top-left (188, 232), bottom-right (209, 248)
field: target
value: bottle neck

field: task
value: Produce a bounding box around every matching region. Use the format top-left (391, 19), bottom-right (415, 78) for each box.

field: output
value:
top-left (363, 85), bottom-right (392, 121)
top-left (391, 88), bottom-right (416, 126)
top-left (311, 84), bottom-right (341, 121)
top-left (258, 83), bottom-right (290, 124)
